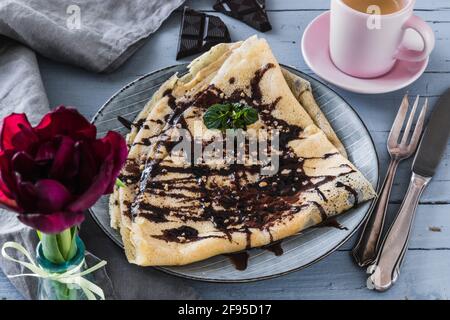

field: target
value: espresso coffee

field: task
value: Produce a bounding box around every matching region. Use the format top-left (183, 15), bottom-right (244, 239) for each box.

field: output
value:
top-left (342, 0), bottom-right (405, 15)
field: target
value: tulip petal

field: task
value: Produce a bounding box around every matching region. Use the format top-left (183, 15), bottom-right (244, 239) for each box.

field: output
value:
top-left (67, 159), bottom-right (113, 212)
top-left (49, 136), bottom-right (75, 180)
top-left (0, 150), bottom-right (17, 198)
top-left (0, 113), bottom-right (38, 152)
top-left (18, 211), bottom-right (85, 234)
top-left (98, 131), bottom-right (128, 193)
top-left (35, 106), bottom-right (96, 141)
top-left (35, 179), bottom-right (72, 213)
top-left (35, 140), bottom-right (57, 163)
top-left (12, 152), bottom-right (38, 181)
top-left (76, 141), bottom-right (98, 192)
top-left (15, 179), bottom-right (38, 212)
top-left (0, 187), bottom-right (20, 212)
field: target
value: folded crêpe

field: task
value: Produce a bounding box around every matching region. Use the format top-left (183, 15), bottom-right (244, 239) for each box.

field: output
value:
top-left (110, 36), bottom-right (375, 266)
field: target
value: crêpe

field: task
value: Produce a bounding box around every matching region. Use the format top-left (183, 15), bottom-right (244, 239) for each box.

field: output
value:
top-left (110, 36), bottom-right (375, 266)
top-left (109, 43), bottom-right (346, 233)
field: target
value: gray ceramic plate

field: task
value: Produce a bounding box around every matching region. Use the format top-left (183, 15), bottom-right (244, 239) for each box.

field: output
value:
top-left (90, 64), bottom-right (379, 283)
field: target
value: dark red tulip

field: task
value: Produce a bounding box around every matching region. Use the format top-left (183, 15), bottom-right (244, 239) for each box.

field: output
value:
top-left (0, 106), bottom-right (127, 233)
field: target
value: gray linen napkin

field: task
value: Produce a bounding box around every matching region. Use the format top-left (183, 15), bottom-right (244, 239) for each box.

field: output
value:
top-left (0, 1), bottom-right (199, 300)
top-left (0, 37), bottom-right (48, 299)
top-left (0, 0), bottom-right (184, 73)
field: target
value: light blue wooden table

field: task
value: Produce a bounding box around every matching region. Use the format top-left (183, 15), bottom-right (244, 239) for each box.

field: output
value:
top-left (1, 0), bottom-right (449, 300)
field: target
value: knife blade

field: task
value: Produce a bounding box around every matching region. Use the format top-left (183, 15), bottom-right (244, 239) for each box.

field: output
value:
top-left (369, 90), bottom-right (450, 291)
top-left (413, 88), bottom-right (450, 177)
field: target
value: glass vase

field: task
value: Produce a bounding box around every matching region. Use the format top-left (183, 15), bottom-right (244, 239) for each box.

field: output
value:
top-left (36, 236), bottom-right (90, 300)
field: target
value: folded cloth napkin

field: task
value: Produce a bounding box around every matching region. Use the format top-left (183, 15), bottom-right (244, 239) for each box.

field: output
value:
top-left (0, 1), bottom-right (199, 300)
top-left (0, 0), bottom-right (184, 73)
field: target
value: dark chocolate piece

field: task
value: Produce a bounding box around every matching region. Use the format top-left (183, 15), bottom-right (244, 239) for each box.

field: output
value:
top-left (213, 0), bottom-right (272, 32)
top-left (176, 7), bottom-right (231, 60)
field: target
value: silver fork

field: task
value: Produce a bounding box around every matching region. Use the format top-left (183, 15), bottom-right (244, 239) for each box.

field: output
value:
top-left (352, 95), bottom-right (428, 267)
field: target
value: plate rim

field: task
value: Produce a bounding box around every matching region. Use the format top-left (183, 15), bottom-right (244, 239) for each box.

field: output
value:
top-left (89, 63), bottom-right (380, 283)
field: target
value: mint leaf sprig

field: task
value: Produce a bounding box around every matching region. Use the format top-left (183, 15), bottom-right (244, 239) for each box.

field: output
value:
top-left (203, 103), bottom-right (259, 130)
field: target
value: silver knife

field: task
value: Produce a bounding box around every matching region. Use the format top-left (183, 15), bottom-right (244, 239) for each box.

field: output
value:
top-left (367, 88), bottom-right (450, 291)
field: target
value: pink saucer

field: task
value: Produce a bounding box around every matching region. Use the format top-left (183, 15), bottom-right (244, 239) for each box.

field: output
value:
top-left (301, 12), bottom-right (429, 94)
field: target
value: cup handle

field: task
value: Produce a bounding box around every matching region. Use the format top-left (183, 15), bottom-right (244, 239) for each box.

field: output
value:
top-left (395, 15), bottom-right (435, 62)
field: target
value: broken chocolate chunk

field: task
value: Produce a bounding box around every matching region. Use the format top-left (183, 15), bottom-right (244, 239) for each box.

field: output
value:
top-left (176, 7), bottom-right (231, 60)
top-left (213, 0), bottom-right (272, 32)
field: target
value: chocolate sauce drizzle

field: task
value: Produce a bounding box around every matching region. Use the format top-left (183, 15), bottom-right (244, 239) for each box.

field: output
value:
top-left (117, 116), bottom-right (133, 130)
top-left (318, 218), bottom-right (349, 231)
top-left (153, 225), bottom-right (221, 243)
top-left (117, 116), bottom-right (146, 131)
top-left (336, 182), bottom-right (359, 206)
top-left (225, 251), bottom-right (249, 271)
top-left (262, 241), bottom-right (284, 256)
top-left (124, 63), bottom-right (358, 254)
top-left (225, 240), bottom-right (284, 271)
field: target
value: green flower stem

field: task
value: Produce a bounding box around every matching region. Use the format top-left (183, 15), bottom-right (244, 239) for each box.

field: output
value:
top-left (67, 226), bottom-right (78, 260)
top-left (37, 227), bottom-right (83, 300)
top-left (57, 228), bottom-right (73, 260)
top-left (40, 227), bottom-right (78, 264)
top-left (40, 233), bottom-right (65, 264)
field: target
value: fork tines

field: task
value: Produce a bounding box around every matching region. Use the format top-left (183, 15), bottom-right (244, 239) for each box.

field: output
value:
top-left (388, 95), bottom-right (428, 154)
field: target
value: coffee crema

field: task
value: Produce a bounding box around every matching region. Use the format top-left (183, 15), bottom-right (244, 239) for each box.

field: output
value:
top-left (341, 0), bottom-right (406, 15)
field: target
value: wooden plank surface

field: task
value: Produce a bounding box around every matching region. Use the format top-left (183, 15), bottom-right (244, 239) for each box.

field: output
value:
top-left (1, 0), bottom-right (449, 300)
top-left (191, 250), bottom-right (450, 300)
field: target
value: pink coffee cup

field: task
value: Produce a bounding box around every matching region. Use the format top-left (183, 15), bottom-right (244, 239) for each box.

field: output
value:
top-left (330, 0), bottom-right (435, 78)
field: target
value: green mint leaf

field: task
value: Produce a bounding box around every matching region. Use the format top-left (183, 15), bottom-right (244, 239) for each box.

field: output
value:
top-left (242, 107), bottom-right (258, 125)
top-left (203, 104), bottom-right (230, 129)
top-left (203, 103), bottom-right (258, 130)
